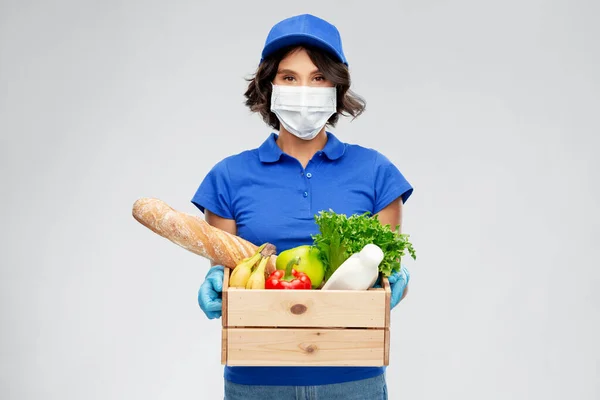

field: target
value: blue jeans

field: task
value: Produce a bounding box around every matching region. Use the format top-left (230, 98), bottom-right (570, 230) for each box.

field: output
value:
top-left (224, 373), bottom-right (387, 399)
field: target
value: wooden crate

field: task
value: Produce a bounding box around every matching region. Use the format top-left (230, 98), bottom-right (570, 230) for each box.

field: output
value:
top-left (221, 267), bottom-right (391, 367)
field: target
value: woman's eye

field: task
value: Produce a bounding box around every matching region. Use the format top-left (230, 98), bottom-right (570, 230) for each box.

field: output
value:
top-left (283, 76), bottom-right (295, 81)
top-left (314, 76), bottom-right (325, 82)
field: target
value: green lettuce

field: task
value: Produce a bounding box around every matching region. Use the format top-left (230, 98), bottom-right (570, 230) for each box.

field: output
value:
top-left (312, 210), bottom-right (416, 279)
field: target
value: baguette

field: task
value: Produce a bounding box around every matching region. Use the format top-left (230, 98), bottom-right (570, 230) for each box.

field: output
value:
top-left (132, 197), bottom-right (276, 274)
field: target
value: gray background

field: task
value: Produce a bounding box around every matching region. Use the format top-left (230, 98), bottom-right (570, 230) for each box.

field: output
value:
top-left (1, 0), bottom-right (598, 399)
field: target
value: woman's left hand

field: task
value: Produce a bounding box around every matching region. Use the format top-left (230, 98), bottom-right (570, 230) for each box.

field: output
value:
top-left (388, 265), bottom-right (410, 309)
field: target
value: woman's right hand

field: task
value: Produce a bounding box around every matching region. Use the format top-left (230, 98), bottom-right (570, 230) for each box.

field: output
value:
top-left (198, 265), bottom-right (224, 319)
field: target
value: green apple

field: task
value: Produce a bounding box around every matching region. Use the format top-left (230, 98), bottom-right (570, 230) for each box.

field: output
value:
top-left (276, 245), bottom-right (325, 289)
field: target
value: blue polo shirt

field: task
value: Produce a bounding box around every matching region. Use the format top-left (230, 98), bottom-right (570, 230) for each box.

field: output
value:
top-left (191, 131), bottom-right (413, 386)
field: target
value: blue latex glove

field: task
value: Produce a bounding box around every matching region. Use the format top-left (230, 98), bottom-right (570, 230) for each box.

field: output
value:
top-left (198, 265), bottom-right (224, 319)
top-left (388, 265), bottom-right (410, 309)
top-left (375, 265), bottom-right (411, 309)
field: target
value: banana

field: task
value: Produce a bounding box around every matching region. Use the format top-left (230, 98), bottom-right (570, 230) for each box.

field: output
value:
top-left (229, 244), bottom-right (266, 288)
top-left (245, 243), bottom-right (277, 290)
top-left (246, 256), bottom-right (269, 289)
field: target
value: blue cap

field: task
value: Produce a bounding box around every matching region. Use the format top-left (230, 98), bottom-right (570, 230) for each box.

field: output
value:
top-left (260, 14), bottom-right (348, 66)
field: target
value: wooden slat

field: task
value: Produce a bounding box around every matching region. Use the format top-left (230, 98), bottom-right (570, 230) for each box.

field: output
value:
top-left (382, 276), bottom-right (391, 328)
top-left (222, 267), bottom-right (229, 328)
top-left (383, 275), bottom-right (391, 365)
top-left (226, 328), bottom-right (386, 366)
top-left (221, 328), bottom-right (228, 365)
top-left (383, 328), bottom-right (390, 366)
top-left (221, 268), bottom-right (230, 364)
top-left (226, 288), bottom-right (386, 328)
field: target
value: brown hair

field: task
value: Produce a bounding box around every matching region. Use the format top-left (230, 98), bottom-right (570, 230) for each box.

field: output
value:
top-left (244, 45), bottom-right (366, 130)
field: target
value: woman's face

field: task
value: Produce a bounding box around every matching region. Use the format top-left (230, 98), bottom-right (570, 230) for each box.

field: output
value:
top-left (272, 48), bottom-right (335, 88)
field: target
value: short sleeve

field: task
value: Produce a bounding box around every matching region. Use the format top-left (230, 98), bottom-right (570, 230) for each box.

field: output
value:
top-left (191, 159), bottom-right (234, 219)
top-left (373, 152), bottom-right (413, 213)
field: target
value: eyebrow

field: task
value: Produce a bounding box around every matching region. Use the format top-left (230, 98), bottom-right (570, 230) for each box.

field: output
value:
top-left (277, 68), bottom-right (322, 75)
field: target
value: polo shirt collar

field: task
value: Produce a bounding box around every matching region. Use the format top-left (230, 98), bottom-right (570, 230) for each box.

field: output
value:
top-left (258, 133), bottom-right (284, 162)
top-left (258, 131), bottom-right (346, 163)
top-left (321, 131), bottom-right (346, 160)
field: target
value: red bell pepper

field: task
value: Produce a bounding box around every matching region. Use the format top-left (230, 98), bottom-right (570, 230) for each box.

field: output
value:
top-left (265, 256), bottom-right (312, 290)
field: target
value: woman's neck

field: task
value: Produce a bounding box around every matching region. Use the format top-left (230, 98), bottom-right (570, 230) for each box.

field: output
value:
top-left (276, 127), bottom-right (328, 168)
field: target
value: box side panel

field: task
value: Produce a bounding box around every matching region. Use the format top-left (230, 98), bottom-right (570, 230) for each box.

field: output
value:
top-left (383, 275), bottom-right (391, 365)
top-left (221, 328), bottom-right (228, 365)
top-left (222, 268), bottom-right (230, 327)
top-left (226, 328), bottom-right (385, 366)
top-left (226, 289), bottom-right (386, 328)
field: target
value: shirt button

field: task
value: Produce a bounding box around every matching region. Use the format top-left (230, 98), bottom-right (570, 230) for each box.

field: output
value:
top-left (303, 191), bottom-right (308, 197)
top-left (306, 172), bottom-right (312, 178)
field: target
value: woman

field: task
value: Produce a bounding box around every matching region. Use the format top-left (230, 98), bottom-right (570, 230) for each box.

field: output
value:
top-left (193, 14), bottom-right (413, 399)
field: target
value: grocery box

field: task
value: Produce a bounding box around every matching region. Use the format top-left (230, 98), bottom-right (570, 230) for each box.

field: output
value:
top-left (221, 267), bottom-right (391, 367)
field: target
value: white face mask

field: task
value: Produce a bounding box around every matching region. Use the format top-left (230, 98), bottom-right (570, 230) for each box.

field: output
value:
top-left (270, 84), bottom-right (337, 140)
